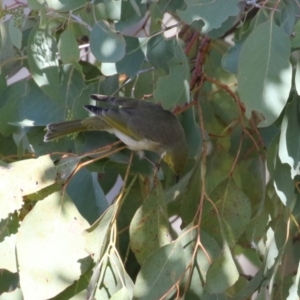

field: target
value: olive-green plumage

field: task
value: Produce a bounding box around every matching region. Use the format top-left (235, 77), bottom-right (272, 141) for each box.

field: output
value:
top-left (44, 94), bottom-right (188, 175)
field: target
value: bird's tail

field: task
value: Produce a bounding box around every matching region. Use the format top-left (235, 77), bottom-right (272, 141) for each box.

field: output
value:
top-left (44, 120), bottom-right (87, 142)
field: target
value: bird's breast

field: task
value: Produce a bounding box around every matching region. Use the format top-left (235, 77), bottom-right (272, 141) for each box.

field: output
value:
top-left (113, 129), bottom-right (160, 152)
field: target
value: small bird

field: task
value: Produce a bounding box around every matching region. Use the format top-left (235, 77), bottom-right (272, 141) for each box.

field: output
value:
top-left (44, 94), bottom-right (188, 175)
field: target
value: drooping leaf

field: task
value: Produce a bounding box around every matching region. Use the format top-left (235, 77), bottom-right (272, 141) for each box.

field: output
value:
top-left (278, 94), bottom-right (300, 178)
top-left (130, 187), bottom-right (172, 265)
top-left (58, 28), bottom-right (80, 64)
top-left (205, 241), bottom-right (239, 293)
top-left (133, 240), bottom-right (186, 300)
top-left (238, 19), bottom-right (292, 127)
top-left (83, 204), bottom-right (116, 262)
top-left (67, 168), bottom-right (109, 224)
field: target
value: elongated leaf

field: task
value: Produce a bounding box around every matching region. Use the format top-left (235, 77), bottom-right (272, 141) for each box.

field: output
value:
top-left (206, 241), bottom-right (239, 293)
top-left (94, 247), bottom-right (134, 300)
top-left (83, 204), bottom-right (116, 262)
top-left (278, 94), bottom-right (300, 178)
top-left (179, 225), bottom-right (221, 297)
top-left (58, 28), bottom-right (80, 64)
top-left (17, 192), bottom-right (90, 300)
top-left (267, 134), bottom-right (296, 208)
top-left (130, 190), bottom-right (172, 264)
top-left (67, 168), bottom-right (109, 224)
top-left (134, 241), bottom-right (186, 299)
top-left (238, 19), bottom-right (292, 127)
top-left (203, 179), bottom-right (251, 247)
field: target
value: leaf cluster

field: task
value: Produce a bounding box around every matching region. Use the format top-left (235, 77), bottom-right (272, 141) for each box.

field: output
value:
top-left (1, 0), bottom-right (300, 299)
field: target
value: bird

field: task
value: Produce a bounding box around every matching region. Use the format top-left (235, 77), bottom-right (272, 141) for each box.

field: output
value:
top-left (44, 94), bottom-right (188, 175)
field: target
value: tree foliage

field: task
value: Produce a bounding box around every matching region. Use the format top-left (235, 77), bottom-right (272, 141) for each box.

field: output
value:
top-left (1, 0), bottom-right (300, 299)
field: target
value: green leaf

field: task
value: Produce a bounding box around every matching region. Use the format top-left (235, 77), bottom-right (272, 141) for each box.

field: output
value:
top-left (238, 19), bottom-right (292, 127)
top-left (27, 25), bottom-right (63, 102)
top-left (203, 179), bottom-right (251, 247)
top-left (0, 155), bottom-right (56, 220)
top-left (93, 247), bottom-right (134, 300)
top-left (154, 40), bottom-right (190, 108)
top-left (179, 226), bottom-right (221, 297)
top-left (222, 9), bottom-right (268, 74)
top-left (90, 21), bottom-right (126, 63)
top-left (130, 188), bottom-right (172, 264)
top-left (116, 36), bottom-right (145, 77)
top-left (177, 0), bottom-right (241, 33)
top-left (278, 0), bottom-right (296, 35)
top-left (0, 21), bottom-right (21, 77)
top-left (67, 168), bottom-right (109, 224)
top-left (115, 1), bottom-right (147, 31)
top-left (146, 35), bottom-right (174, 72)
top-left (8, 18), bottom-right (22, 49)
top-left (206, 241), bottom-right (239, 293)
top-left (267, 134), bottom-right (296, 208)
top-left (58, 28), bottom-right (80, 64)
top-left (278, 94), bottom-right (300, 178)
top-left (291, 20), bottom-right (300, 50)
top-left (17, 192), bottom-right (90, 300)
top-left (133, 240), bottom-right (186, 300)
top-left (83, 204), bottom-right (116, 262)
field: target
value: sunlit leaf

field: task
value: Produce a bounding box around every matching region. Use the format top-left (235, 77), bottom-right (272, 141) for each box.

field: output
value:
top-left (17, 192), bottom-right (90, 300)
top-left (134, 241), bottom-right (186, 299)
top-left (238, 19), bottom-right (292, 127)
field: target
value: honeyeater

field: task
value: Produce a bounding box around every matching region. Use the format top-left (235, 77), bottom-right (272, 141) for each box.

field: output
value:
top-left (44, 94), bottom-right (188, 175)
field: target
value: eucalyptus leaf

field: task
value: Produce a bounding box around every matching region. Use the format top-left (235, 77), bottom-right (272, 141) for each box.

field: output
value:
top-left (17, 192), bottom-right (90, 300)
top-left (90, 21), bottom-right (126, 63)
top-left (238, 19), bottom-right (292, 127)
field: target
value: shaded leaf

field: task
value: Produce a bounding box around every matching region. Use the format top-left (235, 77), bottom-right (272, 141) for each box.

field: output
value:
top-left (203, 179), bottom-right (251, 247)
top-left (58, 28), bottom-right (80, 64)
top-left (147, 35), bottom-right (174, 72)
top-left (67, 168), bottom-right (109, 224)
top-left (90, 21), bottom-right (126, 63)
top-left (278, 94), bottom-right (300, 178)
top-left (154, 40), bottom-right (190, 108)
top-left (130, 187), bottom-right (172, 264)
top-left (177, 0), bottom-right (241, 33)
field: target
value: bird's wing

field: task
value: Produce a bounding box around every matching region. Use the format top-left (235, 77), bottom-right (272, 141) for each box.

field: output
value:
top-left (84, 105), bottom-right (142, 140)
